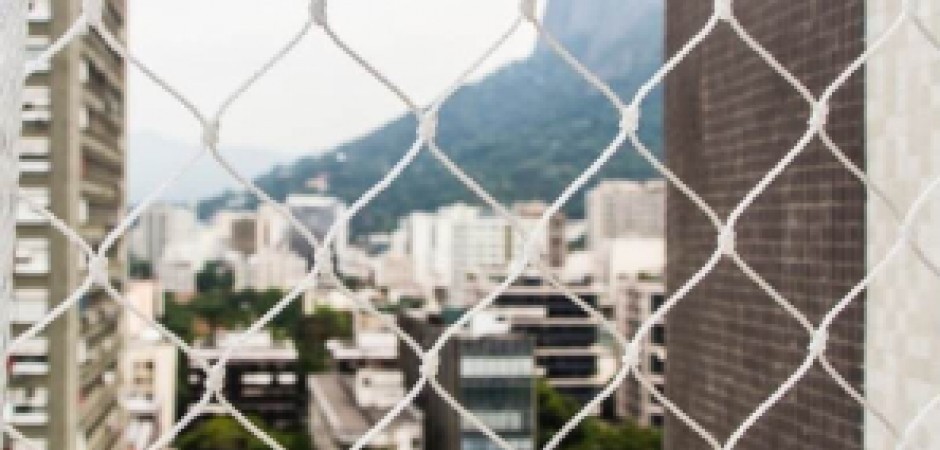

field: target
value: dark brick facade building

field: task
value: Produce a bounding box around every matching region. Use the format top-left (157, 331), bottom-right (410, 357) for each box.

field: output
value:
top-left (664, 2), bottom-right (866, 449)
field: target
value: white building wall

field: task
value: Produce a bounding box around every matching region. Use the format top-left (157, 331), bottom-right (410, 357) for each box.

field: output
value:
top-left (404, 212), bottom-right (436, 287)
top-left (129, 203), bottom-right (197, 265)
top-left (122, 281), bottom-right (177, 446)
top-left (256, 203), bottom-right (290, 252)
top-left (866, 2), bottom-right (940, 448)
top-left (238, 249), bottom-right (308, 291)
top-left (586, 179), bottom-right (665, 251)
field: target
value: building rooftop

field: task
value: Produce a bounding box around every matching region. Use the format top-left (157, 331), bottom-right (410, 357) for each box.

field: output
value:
top-left (308, 372), bottom-right (421, 446)
top-left (191, 331), bottom-right (298, 362)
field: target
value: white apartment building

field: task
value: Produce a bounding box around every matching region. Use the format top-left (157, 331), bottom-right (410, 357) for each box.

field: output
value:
top-left (401, 212), bottom-right (436, 287)
top-left (599, 237), bottom-right (667, 428)
top-left (121, 282), bottom-right (176, 450)
top-left (398, 203), bottom-right (565, 292)
top-left (128, 203), bottom-right (196, 266)
top-left (255, 202), bottom-right (290, 252)
top-left (585, 179), bottom-right (665, 251)
top-left (232, 247), bottom-right (308, 291)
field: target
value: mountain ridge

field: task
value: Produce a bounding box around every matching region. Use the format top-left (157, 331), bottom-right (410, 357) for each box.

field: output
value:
top-left (199, 0), bottom-right (665, 236)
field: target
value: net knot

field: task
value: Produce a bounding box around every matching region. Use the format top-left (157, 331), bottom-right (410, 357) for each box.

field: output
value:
top-left (714, 0), bottom-right (733, 22)
top-left (417, 111), bottom-right (438, 142)
top-left (619, 104), bottom-right (641, 134)
top-left (420, 354), bottom-right (440, 378)
top-left (88, 255), bottom-right (109, 284)
top-left (520, 0), bottom-right (539, 23)
top-left (808, 329), bottom-right (828, 356)
top-left (310, 0), bottom-right (328, 27)
top-left (808, 102), bottom-right (829, 130)
top-left (203, 120), bottom-right (220, 149)
top-left (205, 366), bottom-right (226, 392)
top-left (717, 226), bottom-right (736, 256)
top-left (622, 342), bottom-right (641, 368)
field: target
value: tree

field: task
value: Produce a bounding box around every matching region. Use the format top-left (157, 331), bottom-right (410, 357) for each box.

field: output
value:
top-left (196, 260), bottom-right (235, 293)
top-left (294, 306), bottom-right (353, 372)
top-left (189, 291), bottom-right (233, 346)
top-left (537, 381), bottom-right (661, 450)
top-left (175, 415), bottom-right (311, 450)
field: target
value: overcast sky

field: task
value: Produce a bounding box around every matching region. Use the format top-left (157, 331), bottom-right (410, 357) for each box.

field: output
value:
top-left (128, 0), bottom-right (542, 155)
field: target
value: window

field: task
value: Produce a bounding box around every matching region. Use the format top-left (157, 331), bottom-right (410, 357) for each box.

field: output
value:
top-left (15, 238), bottom-right (49, 275)
top-left (16, 187), bottom-right (49, 224)
top-left (650, 414), bottom-right (665, 428)
top-left (241, 372), bottom-right (273, 385)
top-left (650, 354), bottom-right (665, 375)
top-left (22, 87), bottom-right (51, 122)
top-left (18, 137), bottom-right (50, 156)
top-left (277, 372), bottom-right (296, 385)
top-left (27, 0), bottom-right (52, 22)
top-left (651, 324), bottom-right (666, 345)
top-left (461, 356), bottom-right (534, 378)
top-left (650, 294), bottom-right (665, 312)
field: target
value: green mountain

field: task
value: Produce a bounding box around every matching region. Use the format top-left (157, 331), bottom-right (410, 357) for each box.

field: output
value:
top-left (199, 0), bottom-right (664, 236)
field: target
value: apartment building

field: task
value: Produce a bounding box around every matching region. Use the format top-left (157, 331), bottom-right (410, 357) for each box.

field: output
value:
top-left (512, 201), bottom-right (566, 270)
top-left (121, 281), bottom-right (176, 450)
top-left (462, 273), bottom-right (617, 414)
top-left (400, 202), bottom-right (566, 291)
top-left (10, 0), bottom-right (127, 448)
top-left (665, 1), bottom-right (866, 448)
top-left (399, 311), bottom-right (536, 450)
top-left (127, 203), bottom-right (196, 267)
top-left (598, 237), bottom-right (667, 428)
top-left (309, 370), bottom-right (423, 450)
top-left (585, 179), bottom-right (665, 251)
top-left (187, 332), bottom-right (306, 432)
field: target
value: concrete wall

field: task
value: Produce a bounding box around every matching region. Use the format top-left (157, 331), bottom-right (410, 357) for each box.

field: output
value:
top-left (865, 1), bottom-right (940, 448)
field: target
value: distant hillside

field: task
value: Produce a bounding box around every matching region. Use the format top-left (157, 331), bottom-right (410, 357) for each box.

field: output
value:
top-left (128, 132), bottom-right (290, 204)
top-left (199, 0), bottom-right (664, 236)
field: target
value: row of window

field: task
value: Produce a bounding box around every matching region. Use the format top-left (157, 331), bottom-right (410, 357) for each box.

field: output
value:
top-left (460, 410), bottom-right (529, 433)
top-left (460, 357), bottom-right (534, 378)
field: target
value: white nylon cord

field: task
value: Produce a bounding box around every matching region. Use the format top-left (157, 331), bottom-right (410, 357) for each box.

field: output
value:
top-left (3, 0), bottom-right (940, 449)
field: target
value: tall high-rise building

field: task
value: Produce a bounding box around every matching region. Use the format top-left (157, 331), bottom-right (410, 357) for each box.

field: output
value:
top-left (665, 1), bottom-right (865, 449)
top-left (11, 0), bottom-right (128, 448)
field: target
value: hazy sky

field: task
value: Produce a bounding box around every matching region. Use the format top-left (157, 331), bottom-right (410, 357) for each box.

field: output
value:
top-left (128, 0), bottom-right (543, 155)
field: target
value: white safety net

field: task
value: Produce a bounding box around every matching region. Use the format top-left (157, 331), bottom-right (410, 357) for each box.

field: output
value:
top-left (2, 0), bottom-right (940, 449)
